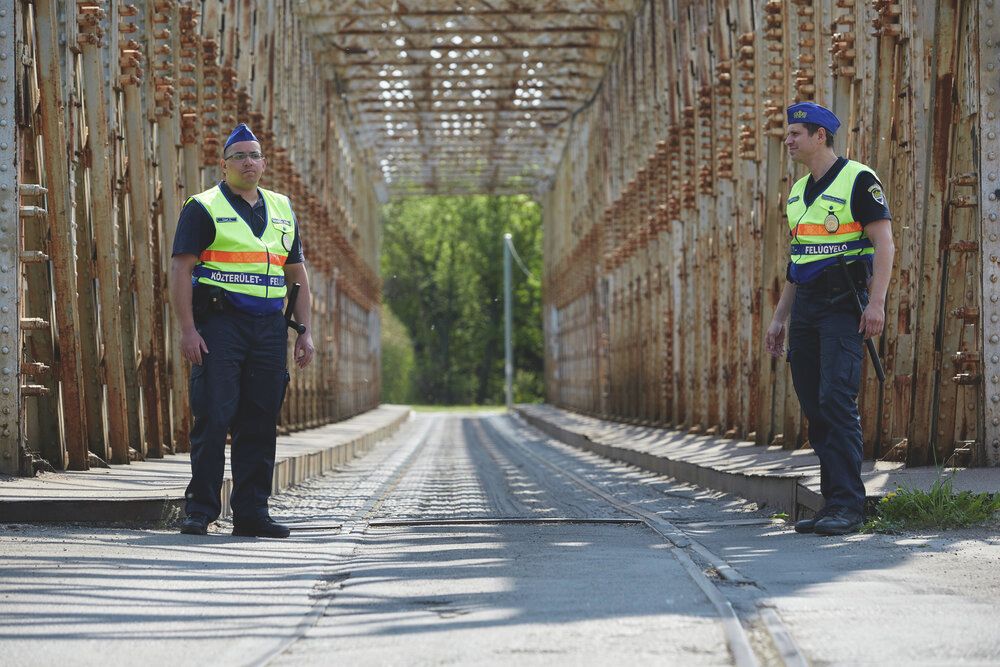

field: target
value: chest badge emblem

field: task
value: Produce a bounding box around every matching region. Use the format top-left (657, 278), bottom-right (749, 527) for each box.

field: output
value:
top-left (824, 213), bottom-right (840, 233)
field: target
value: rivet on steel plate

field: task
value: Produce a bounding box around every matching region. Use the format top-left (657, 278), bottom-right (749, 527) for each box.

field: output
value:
top-left (991, 334), bottom-right (1000, 343)
top-left (994, 355), bottom-right (1000, 363)
top-left (1, 388), bottom-right (8, 395)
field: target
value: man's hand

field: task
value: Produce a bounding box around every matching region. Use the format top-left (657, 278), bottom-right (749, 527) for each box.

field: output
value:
top-left (859, 299), bottom-right (885, 339)
top-left (181, 326), bottom-right (209, 365)
top-left (294, 331), bottom-right (315, 369)
top-left (765, 319), bottom-right (787, 358)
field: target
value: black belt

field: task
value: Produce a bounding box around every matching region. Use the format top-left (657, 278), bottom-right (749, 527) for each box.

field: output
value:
top-left (804, 260), bottom-right (869, 296)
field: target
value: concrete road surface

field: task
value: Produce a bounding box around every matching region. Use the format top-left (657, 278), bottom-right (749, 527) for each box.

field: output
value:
top-left (2, 412), bottom-right (999, 666)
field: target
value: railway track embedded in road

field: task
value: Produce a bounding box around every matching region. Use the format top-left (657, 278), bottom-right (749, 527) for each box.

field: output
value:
top-left (254, 412), bottom-right (810, 667)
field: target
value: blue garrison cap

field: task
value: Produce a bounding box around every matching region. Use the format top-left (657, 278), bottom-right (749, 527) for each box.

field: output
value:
top-left (224, 123), bottom-right (259, 150)
top-left (786, 102), bottom-right (841, 135)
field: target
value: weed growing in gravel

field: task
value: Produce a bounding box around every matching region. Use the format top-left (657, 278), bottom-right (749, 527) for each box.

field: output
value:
top-left (863, 476), bottom-right (1000, 534)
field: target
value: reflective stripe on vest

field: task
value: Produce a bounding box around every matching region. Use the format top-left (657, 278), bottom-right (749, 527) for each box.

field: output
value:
top-left (188, 185), bottom-right (294, 300)
top-left (786, 160), bottom-right (876, 266)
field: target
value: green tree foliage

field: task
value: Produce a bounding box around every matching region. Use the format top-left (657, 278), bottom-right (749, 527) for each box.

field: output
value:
top-left (380, 304), bottom-right (416, 403)
top-left (381, 195), bottom-right (543, 405)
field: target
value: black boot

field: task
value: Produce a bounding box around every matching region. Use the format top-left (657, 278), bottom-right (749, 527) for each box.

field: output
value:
top-left (180, 513), bottom-right (211, 535)
top-left (814, 507), bottom-right (864, 536)
top-left (793, 507), bottom-right (828, 534)
top-left (232, 516), bottom-right (291, 538)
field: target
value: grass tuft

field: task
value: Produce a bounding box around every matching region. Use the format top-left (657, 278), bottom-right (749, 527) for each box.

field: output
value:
top-left (863, 475), bottom-right (1000, 534)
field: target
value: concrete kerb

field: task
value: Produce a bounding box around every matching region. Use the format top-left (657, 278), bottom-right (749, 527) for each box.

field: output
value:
top-left (515, 407), bottom-right (815, 520)
top-left (0, 406), bottom-right (411, 525)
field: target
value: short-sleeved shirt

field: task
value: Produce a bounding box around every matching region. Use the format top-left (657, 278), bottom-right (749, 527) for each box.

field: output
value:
top-left (787, 157), bottom-right (891, 284)
top-left (172, 181), bottom-right (303, 314)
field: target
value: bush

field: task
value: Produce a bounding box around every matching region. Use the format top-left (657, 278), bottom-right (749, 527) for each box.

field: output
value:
top-left (380, 305), bottom-right (415, 404)
top-left (513, 368), bottom-right (544, 404)
top-left (863, 476), bottom-right (1000, 533)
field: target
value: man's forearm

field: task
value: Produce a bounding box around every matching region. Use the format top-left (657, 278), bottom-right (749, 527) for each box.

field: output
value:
top-left (289, 269), bottom-right (312, 331)
top-left (170, 263), bottom-right (196, 333)
top-left (295, 288), bottom-right (312, 332)
top-left (868, 244), bottom-right (894, 307)
top-left (772, 281), bottom-right (797, 324)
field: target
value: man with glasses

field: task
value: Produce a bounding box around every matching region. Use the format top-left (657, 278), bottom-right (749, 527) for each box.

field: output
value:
top-left (171, 123), bottom-right (315, 538)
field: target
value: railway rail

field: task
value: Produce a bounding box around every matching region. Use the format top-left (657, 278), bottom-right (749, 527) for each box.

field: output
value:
top-left (253, 412), bottom-right (810, 666)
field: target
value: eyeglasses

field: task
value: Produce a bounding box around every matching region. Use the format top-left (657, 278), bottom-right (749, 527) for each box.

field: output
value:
top-left (224, 151), bottom-right (264, 162)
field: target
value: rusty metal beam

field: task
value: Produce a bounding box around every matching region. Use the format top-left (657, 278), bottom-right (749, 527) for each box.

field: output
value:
top-left (33, 0), bottom-right (89, 471)
top-left (0, 0), bottom-right (19, 473)
top-left (977, 0), bottom-right (1000, 466)
top-left (78, 3), bottom-right (131, 465)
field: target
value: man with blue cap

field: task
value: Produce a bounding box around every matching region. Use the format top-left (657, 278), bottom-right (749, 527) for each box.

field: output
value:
top-left (764, 102), bottom-right (895, 535)
top-left (170, 122), bottom-right (316, 538)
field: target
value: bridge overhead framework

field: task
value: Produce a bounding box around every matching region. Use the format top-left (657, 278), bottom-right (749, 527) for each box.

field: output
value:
top-left (296, 0), bottom-right (641, 196)
top-left (1, 0), bottom-right (998, 476)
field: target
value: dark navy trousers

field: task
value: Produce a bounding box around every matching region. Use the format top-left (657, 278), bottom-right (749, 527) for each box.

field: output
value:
top-left (788, 282), bottom-right (868, 514)
top-left (184, 308), bottom-right (289, 521)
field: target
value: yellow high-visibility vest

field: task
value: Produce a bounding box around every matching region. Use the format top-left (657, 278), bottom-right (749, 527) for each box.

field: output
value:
top-left (188, 185), bottom-right (295, 301)
top-left (786, 160), bottom-right (876, 277)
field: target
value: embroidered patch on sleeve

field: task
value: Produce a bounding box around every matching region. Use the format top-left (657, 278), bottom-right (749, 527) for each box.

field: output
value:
top-left (868, 184), bottom-right (886, 206)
